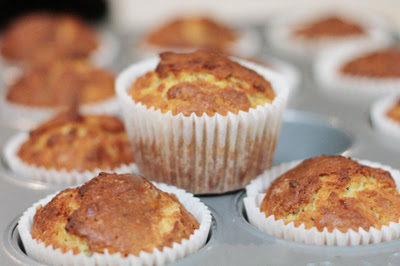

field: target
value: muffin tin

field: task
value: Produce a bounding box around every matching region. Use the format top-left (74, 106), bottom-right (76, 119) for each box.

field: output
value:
top-left (1, 24), bottom-right (400, 265)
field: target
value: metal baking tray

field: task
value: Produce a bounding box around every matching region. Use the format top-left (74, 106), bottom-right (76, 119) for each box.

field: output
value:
top-left (1, 26), bottom-right (400, 266)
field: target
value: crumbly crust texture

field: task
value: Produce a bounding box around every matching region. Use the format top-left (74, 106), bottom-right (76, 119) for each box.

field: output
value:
top-left (292, 16), bottom-right (365, 39)
top-left (145, 16), bottom-right (237, 52)
top-left (31, 173), bottom-right (200, 256)
top-left (340, 48), bottom-right (400, 78)
top-left (1, 13), bottom-right (98, 62)
top-left (260, 155), bottom-right (400, 233)
top-left (17, 112), bottom-right (133, 172)
top-left (129, 50), bottom-right (275, 116)
top-left (6, 59), bottom-right (115, 107)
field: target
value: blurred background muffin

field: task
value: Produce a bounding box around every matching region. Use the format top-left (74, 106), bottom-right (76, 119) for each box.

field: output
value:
top-left (144, 15), bottom-right (238, 53)
top-left (1, 13), bottom-right (99, 63)
top-left (6, 59), bottom-right (115, 108)
top-left (340, 47), bottom-right (400, 78)
top-left (266, 6), bottom-right (391, 59)
top-left (134, 14), bottom-right (261, 59)
top-left (315, 42), bottom-right (400, 104)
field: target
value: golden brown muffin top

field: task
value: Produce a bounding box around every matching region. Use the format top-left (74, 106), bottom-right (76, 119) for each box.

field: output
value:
top-left (17, 111), bottom-right (133, 172)
top-left (1, 13), bottom-right (98, 62)
top-left (145, 16), bottom-right (237, 53)
top-left (6, 59), bottom-right (115, 107)
top-left (387, 98), bottom-right (400, 124)
top-left (31, 172), bottom-right (200, 256)
top-left (292, 16), bottom-right (365, 39)
top-left (340, 48), bottom-right (400, 78)
top-left (260, 155), bottom-right (400, 233)
top-left (129, 50), bottom-right (275, 116)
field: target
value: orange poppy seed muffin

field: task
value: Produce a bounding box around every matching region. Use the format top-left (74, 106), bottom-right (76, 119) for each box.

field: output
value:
top-left (292, 16), bottom-right (365, 39)
top-left (340, 47), bottom-right (400, 78)
top-left (31, 172), bottom-right (199, 256)
top-left (6, 59), bottom-right (115, 107)
top-left (145, 16), bottom-right (237, 52)
top-left (260, 155), bottom-right (400, 233)
top-left (129, 50), bottom-right (275, 116)
top-left (386, 98), bottom-right (400, 124)
top-left (17, 111), bottom-right (133, 172)
top-left (1, 13), bottom-right (98, 62)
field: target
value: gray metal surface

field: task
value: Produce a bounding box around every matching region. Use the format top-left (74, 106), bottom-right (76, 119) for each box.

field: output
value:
top-left (1, 27), bottom-right (400, 266)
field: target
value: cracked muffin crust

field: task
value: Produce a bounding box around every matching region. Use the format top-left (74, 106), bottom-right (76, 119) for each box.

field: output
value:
top-left (31, 172), bottom-right (200, 256)
top-left (17, 111), bottom-right (133, 172)
top-left (260, 155), bottom-right (400, 233)
top-left (129, 50), bottom-right (275, 116)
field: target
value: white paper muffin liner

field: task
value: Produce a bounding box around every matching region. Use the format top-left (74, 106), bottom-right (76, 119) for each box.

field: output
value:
top-left (4, 132), bottom-right (139, 185)
top-left (134, 27), bottom-right (261, 59)
top-left (370, 93), bottom-right (400, 139)
top-left (18, 181), bottom-right (212, 265)
top-left (266, 6), bottom-right (391, 59)
top-left (116, 57), bottom-right (288, 194)
top-left (314, 41), bottom-right (400, 103)
top-left (244, 159), bottom-right (400, 246)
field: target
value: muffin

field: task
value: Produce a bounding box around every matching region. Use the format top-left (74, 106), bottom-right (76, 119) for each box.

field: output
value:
top-left (370, 93), bottom-right (400, 139)
top-left (4, 110), bottom-right (137, 184)
top-left (315, 43), bottom-right (400, 102)
top-left (267, 7), bottom-right (390, 58)
top-left (1, 13), bottom-right (98, 63)
top-left (340, 47), bottom-right (400, 78)
top-left (145, 16), bottom-right (237, 53)
top-left (6, 59), bottom-right (115, 108)
top-left (245, 155), bottom-right (400, 245)
top-left (291, 16), bottom-right (365, 40)
top-left (138, 15), bottom-right (260, 58)
top-left (117, 50), bottom-right (288, 194)
top-left (18, 172), bottom-right (211, 265)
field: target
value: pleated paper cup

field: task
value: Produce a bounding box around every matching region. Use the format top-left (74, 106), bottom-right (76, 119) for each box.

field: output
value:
top-left (244, 159), bottom-right (400, 246)
top-left (371, 93), bottom-right (400, 139)
top-left (18, 182), bottom-right (212, 265)
top-left (266, 6), bottom-right (391, 60)
top-left (4, 132), bottom-right (139, 185)
top-left (134, 27), bottom-right (261, 59)
top-left (315, 41), bottom-right (400, 103)
top-left (116, 57), bottom-right (288, 194)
